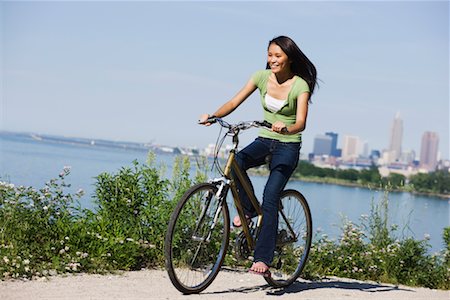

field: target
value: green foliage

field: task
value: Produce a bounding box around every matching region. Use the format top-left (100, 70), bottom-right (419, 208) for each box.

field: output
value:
top-left (89, 158), bottom-right (172, 270)
top-left (0, 167), bottom-right (86, 278)
top-left (1, 154), bottom-right (448, 290)
top-left (409, 170), bottom-right (450, 194)
top-left (303, 192), bottom-right (450, 289)
top-left (336, 169), bottom-right (360, 182)
top-left (0, 153), bottom-right (202, 279)
top-left (381, 173), bottom-right (406, 189)
top-left (359, 166), bottom-right (382, 184)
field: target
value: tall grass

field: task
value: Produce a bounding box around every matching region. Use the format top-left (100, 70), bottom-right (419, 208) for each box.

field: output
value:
top-left (303, 188), bottom-right (450, 289)
top-left (0, 153), bottom-right (448, 289)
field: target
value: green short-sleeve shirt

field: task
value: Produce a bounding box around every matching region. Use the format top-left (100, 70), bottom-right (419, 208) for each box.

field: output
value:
top-left (251, 70), bottom-right (310, 143)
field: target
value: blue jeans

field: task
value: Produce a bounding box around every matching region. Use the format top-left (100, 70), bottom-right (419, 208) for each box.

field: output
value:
top-left (234, 137), bottom-right (301, 266)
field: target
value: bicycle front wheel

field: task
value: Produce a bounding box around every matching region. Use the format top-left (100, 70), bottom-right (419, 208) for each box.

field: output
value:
top-left (164, 182), bottom-right (230, 294)
top-left (265, 189), bottom-right (312, 287)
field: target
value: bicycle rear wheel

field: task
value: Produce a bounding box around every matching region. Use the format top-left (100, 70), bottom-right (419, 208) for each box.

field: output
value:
top-left (165, 182), bottom-right (230, 294)
top-left (265, 189), bottom-right (312, 287)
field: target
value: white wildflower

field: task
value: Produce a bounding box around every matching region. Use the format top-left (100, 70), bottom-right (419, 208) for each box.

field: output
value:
top-left (49, 269), bottom-right (57, 276)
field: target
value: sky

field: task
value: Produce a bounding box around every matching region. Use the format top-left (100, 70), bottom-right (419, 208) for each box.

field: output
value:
top-left (1, 0), bottom-right (449, 160)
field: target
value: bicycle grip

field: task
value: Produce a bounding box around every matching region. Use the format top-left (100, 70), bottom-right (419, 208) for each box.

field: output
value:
top-left (198, 116), bottom-right (217, 125)
top-left (259, 120), bottom-right (272, 128)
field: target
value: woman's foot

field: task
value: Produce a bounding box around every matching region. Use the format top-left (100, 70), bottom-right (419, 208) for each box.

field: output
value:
top-left (232, 215), bottom-right (251, 227)
top-left (248, 261), bottom-right (271, 277)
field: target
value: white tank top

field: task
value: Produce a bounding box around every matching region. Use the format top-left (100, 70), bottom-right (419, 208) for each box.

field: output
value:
top-left (265, 94), bottom-right (287, 113)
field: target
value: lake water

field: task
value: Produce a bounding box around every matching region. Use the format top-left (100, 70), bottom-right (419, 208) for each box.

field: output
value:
top-left (1, 134), bottom-right (448, 253)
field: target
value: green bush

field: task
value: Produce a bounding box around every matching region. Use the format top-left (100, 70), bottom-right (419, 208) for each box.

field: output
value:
top-left (0, 153), bottom-right (448, 290)
top-left (0, 153), bottom-right (200, 279)
top-left (303, 191), bottom-right (450, 289)
top-left (0, 167), bottom-right (86, 278)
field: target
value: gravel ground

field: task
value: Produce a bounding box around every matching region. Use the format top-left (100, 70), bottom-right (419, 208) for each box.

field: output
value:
top-left (1, 268), bottom-right (449, 300)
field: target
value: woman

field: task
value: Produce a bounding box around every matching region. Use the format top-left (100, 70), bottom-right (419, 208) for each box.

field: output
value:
top-left (199, 35), bottom-right (317, 276)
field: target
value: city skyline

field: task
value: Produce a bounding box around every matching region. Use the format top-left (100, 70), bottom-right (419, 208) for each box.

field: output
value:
top-left (0, 104), bottom-right (445, 166)
top-left (2, 110), bottom-right (442, 164)
top-left (311, 113), bottom-right (444, 163)
top-left (2, 1), bottom-right (448, 160)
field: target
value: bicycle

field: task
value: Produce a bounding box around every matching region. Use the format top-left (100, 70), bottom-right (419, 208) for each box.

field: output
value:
top-left (164, 117), bottom-right (312, 294)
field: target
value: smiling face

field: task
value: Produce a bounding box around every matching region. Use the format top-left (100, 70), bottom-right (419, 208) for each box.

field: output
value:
top-left (267, 43), bottom-right (291, 75)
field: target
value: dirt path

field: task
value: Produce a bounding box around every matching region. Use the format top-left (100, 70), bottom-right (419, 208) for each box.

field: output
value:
top-left (1, 268), bottom-right (448, 300)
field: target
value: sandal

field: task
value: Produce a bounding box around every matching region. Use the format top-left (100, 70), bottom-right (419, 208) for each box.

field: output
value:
top-left (232, 215), bottom-right (251, 227)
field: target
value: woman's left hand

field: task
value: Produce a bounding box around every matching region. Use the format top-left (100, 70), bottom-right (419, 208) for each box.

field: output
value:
top-left (272, 121), bottom-right (288, 134)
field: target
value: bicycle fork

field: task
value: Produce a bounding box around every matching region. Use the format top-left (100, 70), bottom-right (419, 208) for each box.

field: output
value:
top-left (191, 179), bottom-right (228, 244)
top-left (189, 181), bottom-right (228, 270)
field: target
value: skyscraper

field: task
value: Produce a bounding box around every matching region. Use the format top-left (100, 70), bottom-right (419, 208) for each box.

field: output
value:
top-left (388, 112), bottom-right (403, 162)
top-left (342, 135), bottom-right (359, 161)
top-left (420, 131), bottom-right (439, 171)
top-left (313, 134), bottom-right (332, 156)
top-left (325, 132), bottom-right (339, 156)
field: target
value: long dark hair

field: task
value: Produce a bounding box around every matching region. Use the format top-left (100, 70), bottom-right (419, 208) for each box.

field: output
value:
top-left (266, 36), bottom-right (317, 99)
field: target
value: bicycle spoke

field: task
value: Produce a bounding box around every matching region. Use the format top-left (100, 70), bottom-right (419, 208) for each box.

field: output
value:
top-left (265, 189), bottom-right (312, 287)
top-left (165, 183), bottom-right (230, 294)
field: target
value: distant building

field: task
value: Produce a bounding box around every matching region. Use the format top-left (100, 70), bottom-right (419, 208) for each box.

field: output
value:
top-left (342, 135), bottom-right (360, 161)
top-left (325, 132), bottom-right (339, 157)
top-left (420, 131), bottom-right (439, 171)
top-left (400, 149), bottom-right (416, 165)
top-left (388, 113), bottom-right (403, 162)
top-left (360, 140), bottom-right (369, 158)
top-left (313, 134), bottom-right (332, 156)
top-left (370, 150), bottom-right (381, 160)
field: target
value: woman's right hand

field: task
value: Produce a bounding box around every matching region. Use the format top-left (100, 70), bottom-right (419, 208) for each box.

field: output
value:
top-left (198, 114), bottom-right (212, 126)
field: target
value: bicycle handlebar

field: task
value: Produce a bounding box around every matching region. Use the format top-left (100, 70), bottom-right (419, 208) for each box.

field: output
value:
top-left (199, 117), bottom-right (277, 174)
top-left (199, 117), bottom-right (272, 131)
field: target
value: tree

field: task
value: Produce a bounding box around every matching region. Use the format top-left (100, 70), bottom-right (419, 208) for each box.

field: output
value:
top-left (382, 173), bottom-right (406, 189)
top-left (336, 169), bottom-right (359, 182)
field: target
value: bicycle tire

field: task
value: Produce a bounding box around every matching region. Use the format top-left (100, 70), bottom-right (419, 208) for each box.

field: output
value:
top-left (165, 182), bottom-right (230, 294)
top-left (264, 189), bottom-right (312, 287)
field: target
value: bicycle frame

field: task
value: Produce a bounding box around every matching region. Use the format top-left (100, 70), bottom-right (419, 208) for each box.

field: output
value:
top-left (207, 118), bottom-right (298, 252)
top-left (165, 118), bottom-right (313, 293)
top-left (224, 149), bottom-right (263, 250)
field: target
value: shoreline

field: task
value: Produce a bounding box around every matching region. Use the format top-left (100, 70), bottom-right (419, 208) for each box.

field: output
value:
top-left (249, 169), bottom-right (450, 200)
top-left (294, 176), bottom-right (450, 200)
